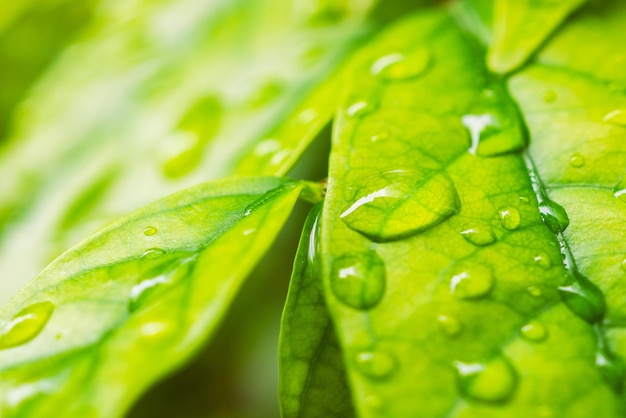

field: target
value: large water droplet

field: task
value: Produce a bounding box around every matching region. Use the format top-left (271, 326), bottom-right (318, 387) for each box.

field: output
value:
top-left (499, 207), bottom-right (521, 230)
top-left (596, 347), bottom-right (625, 392)
top-left (559, 274), bottom-right (605, 323)
top-left (355, 350), bottom-right (397, 380)
top-left (520, 321), bottom-right (548, 342)
top-left (437, 315), bottom-right (462, 337)
top-left (371, 48), bottom-right (431, 80)
top-left (143, 226), bottom-right (157, 237)
top-left (331, 251), bottom-right (386, 310)
top-left (454, 355), bottom-right (517, 402)
top-left (534, 253), bottom-right (552, 269)
top-left (450, 262), bottom-right (494, 299)
top-left (569, 153), bottom-right (585, 168)
top-left (538, 200), bottom-right (569, 234)
top-left (460, 225), bottom-right (496, 246)
top-left (603, 109), bottom-right (626, 126)
top-left (0, 301), bottom-right (55, 349)
top-left (462, 113), bottom-right (523, 157)
top-left (340, 169), bottom-right (459, 242)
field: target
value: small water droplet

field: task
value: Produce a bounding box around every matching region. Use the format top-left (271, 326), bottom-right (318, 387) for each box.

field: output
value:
top-left (519, 196), bottom-right (530, 204)
top-left (538, 200), bottom-right (569, 234)
top-left (454, 355), bottom-right (517, 402)
top-left (0, 301), bottom-right (55, 349)
top-left (371, 131), bottom-right (389, 142)
top-left (437, 315), bottom-right (462, 337)
top-left (450, 263), bottom-right (494, 299)
top-left (543, 90), bottom-right (557, 103)
top-left (621, 259), bottom-right (626, 272)
top-left (331, 251), bottom-right (386, 310)
top-left (499, 207), bottom-right (521, 230)
top-left (520, 321), bottom-right (548, 342)
top-left (371, 48), bottom-right (431, 80)
top-left (534, 253), bottom-right (552, 269)
top-left (143, 226), bottom-right (157, 236)
top-left (527, 285), bottom-right (543, 297)
top-left (569, 153), bottom-right (585, 168)
top-left (596, 347), bottom-right (625, 391)
top-left (355, 350), bottom-right (397, 380)
top-left (346, 101), bottom-right (375, 118)
top-left (559, 274), bottom-right (605, 323)
top-left (139, 321), bottom-right (171, 338)
top-left (603, 109), bottom-right (626, 126)
top-left (143, 248), bottom-right (165, 259)
top-left (340, 169), bottom-right (459, 242)
top-left (460, 225), bottom-right (496, 246)
top-left (129, 275), bottom-right (170, 312)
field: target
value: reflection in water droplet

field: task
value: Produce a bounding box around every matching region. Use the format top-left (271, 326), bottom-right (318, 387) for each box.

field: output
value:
top-left (527, 286), bottom-right (542, 297)
top-left (543, 90), bottom-right (557, 103)
top-left (437, 315), bottom-right (462, 337)
top-left (0, 301), bottom-right (55, 349)
top-left (538, 200), bottom-right (569, 234)
top-left (346, 101), bottom-right (375, 118)
top-left (569, 153), bottom-right (585, 168)
top-left (331, 251), bottom-right (386, 310)
top-left (463, 114), bottom-right (496, 155)
top-left (596, 346), bottom-right (625, 391)
top-left (534, 253), bottom-right (552, 269)
top-left (603, 109), bottom-right (626, 126)
top-left (143, 226), bottom-right (157, 236)
top-left (340, 169), bottom-right (459, 242)
top-left (520, 321), bottom-right (548, 342)
top-left (499, 207), bottom-right (521, 230)
top-left (454, 355), bottom-right (517, 402)
top-left (143, 248), bottom-right (165, 259)
top-left (371, 48), bottom-right (431, 80)
top-left (355, 350), bottom-right (397, 380)
top-left (450, 263), bottom-right (494, 299)
top-left (460, 226), bottom-right (496, 246)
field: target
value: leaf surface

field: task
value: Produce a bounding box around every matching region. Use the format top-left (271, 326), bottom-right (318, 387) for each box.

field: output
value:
top-left (0, 177), bottom-right (303, 417)
top-left (279, 203), bottom-right (356, 418)
top-left (322, 6), bottom-right (624, 418)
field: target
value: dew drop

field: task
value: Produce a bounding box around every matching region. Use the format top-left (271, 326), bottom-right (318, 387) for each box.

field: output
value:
top-left (330, 251), bottom-right (386, 310)
top-left (462, 113), bottom-right (523, 157)
top-left (340, 169), bottom-right (459, 242)
top-left (520, 321), bottom-right (548, 342)
top-left (371, 48), bottom-right (431, 80)
top-left (143, 248), bottom-right (165, 259)
top-left (543, 90), bottom-right (557, 103)
top-left (613, 178), bottom-right (626, 204)
top-left (450, 263), bottom-right (494, 300)
top-left (460, 225), bottom-right (496, 246)
top-left (621, 259), bottom-right (626, 272)
top-left (139, 321), bottom-right (171, 339)
top-left (371, 131), bottom-right (389, 142)
top-left (499, 207), bottom-right (521, 231)
top-left (596, 347), bottom-right (625, 392)
top-left (298, 108), bottom-right (319, 124)
top-left (534, 253), bottom-right (552, 269)
top-left (143, 226), bottom-right (157, 236)
top-left (569, 153), bottom-right (585, 168)
top-left (129, 275), bottom-right (169, 312)
top-left (355, 350), bottom-right (397, 380)
top-left (519, 196), bottom-right (531, 204)
top-left (437, 315), bottom-right (462, 337)
top-left (454, 355), bottom-right (517, 402)
top-left (603, 109), bottom-right (626, 126)
top-left (558, 274), bottom-right (605, 323)
top-left (346, 101), bottom-right (375, 118)
top-left (527, 285), bottom-right (543, 298)
top-left (538, 200), bottom-right (569, 234)
top-left (0, 301), bottom-right (55, 350)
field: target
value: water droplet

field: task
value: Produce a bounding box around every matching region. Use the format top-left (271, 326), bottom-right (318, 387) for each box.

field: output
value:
top-left (450, 263), bottom-right (494, 299)
top-left (538, 200), bottom-right (569, 234)
top-left (346, 101), bottom-right (375, 118)
top-left (437, 315), bottom-right (462, 337)
top-left (355, 350), bottom-right (397, 380)
top-left (613, 178), bottom-right (626, 204)
top-left (298, 108), bottom-right (319, 124)
top-left (331, 251), bottom-right (386, 310)
top-left (519, 196), bottom-right (530, 204)
top-left (596, 347), bottom-right (625, 392)
top-left (454, 355), bottom-right (517, 402)
top-left (569, 153), bottom-right (585, 168)
top-left (143, 226), bottom-right (157, 236)
top-left (520, 321), bottom-right (548, 342)
top-left (371, 131), bottom-right (389, 142)
top-left (534, 253), bottom-right (552, 269)
top-left (139, 321), bottom-right (171, 338)
top-left (527, 285), bottom-right (543, 297)
top-left (543, 90), bottom-right (557, 103)
top-left (621, 259), bottom-right (626, 272)
top-left (460, 225), bottom-right (496, 246)
top-left (371, 48), bottom-right (431, 80)
top-left (0, 301), bottom-right (55, 349)
top-left (603, 109), bottom-right (626, 126)
top-left (499, 207), bottom-right (521, 230)
top-left (559, 274), bottom-right (605, 323)
top-left (143, 248), bottom-right (165, 259)
top-left (462, 113), bottom-right (523, 157)
top-left (254, 139), bottom-right (281, 157)
top-left (340, 169), bottom-right (459, 242)
top-left (129, 275), bottom-right (170, 312)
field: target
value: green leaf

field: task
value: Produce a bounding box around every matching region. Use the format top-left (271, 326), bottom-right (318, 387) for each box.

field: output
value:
top-left (0, 177), bottom-right (302, 417)
top-left (487, 0), bottom-right (588, 74)
top-left (322, 6), bottom-right (624, 418)
top-left (279, 203), bottom-right (356, 418)
top-left (0, 0), bottom-right (371, 306)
